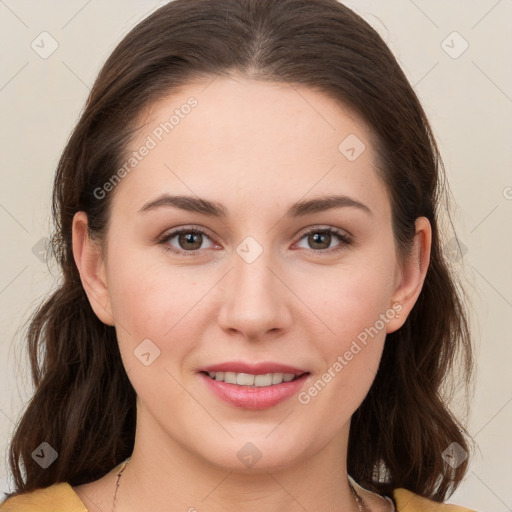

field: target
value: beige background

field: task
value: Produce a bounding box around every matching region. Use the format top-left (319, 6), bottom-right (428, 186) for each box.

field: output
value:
top-left (0, 0), bottom-right (511, 509)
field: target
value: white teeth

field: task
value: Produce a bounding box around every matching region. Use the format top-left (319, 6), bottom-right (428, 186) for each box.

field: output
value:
top-left (272, 373), bottom-right (283, 384)
top-left (224, 372), bottom-right (237, 384)
top-left (254, 374), bottom-right (272, 387)
top-left (236, 373), bottom-right (255, 386)
top-left (206, 371), bottom-right (300, 387)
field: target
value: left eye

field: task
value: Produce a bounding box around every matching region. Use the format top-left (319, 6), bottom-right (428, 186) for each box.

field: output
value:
top-left (159, 226), bottom-right (350, 255)
top-left (161, 228), bottom-right (215, 253)
top-left (295, 227), bottom-right (350, 252)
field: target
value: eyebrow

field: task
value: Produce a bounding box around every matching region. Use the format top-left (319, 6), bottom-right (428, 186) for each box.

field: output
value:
top-left (139, 193), bottom-right (372, 217)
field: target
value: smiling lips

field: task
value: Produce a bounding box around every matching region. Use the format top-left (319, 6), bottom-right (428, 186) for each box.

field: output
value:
top-left (199, 361), bottom-right (310, 410)
top-left (207, 371), bottom-right (298, 386)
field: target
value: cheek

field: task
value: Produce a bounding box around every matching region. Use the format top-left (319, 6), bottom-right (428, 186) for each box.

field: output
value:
top-left (106, 257), bottom-right (200, 404)
top-left (300, 253), bottom-right (397, 346)
top-left (104, 252), bottom-right (201, 385)
top-left (295, 283), bottom-right (391, 430)
top-left (294, 250), bottom-right (397, 402)
top-left (106, 248), bottom-right (197, 335)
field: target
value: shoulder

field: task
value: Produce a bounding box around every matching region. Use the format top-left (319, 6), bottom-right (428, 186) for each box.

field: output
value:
top-left (0, 483), bottom-right (477, 512)
top-left (0, 482), bottom-right (87, 512)
top-left (393, 488), bottom-right (477, 512)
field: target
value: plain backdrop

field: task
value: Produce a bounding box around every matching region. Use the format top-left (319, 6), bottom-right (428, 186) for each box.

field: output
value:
top-left (0, 1), bottom-right (511, 510)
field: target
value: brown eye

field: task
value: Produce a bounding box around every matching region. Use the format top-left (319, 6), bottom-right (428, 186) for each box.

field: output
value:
top-left (295, 227), bottom-right (351, 254)
top-left (159, 227), bottom-right (216, 255)
top-left (308, 231), bottom-right (332, 250)
top-left (178, 232), bottom-right (204, 250)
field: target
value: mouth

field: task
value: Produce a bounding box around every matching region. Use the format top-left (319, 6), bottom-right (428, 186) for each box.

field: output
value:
top-left (198, 362), bottom-right (310, 410)
top-left (200, 370), bottom-right (307, 387)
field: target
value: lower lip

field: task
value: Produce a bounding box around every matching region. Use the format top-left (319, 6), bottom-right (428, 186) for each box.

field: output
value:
top-left (199, 372), bottom-right (309, 410)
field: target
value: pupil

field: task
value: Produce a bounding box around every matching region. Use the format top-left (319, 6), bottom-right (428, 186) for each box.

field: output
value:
top-left (310, 232), bottom-right (330, 249)
top-left (180, 232), bottom-right (202, 250)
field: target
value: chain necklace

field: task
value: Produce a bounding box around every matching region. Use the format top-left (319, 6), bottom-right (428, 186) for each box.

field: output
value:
top-left (111, 458), bottom-right (129, 512)
top-left (349, 480), bottom-right (371, 512)
top-left (111, 458), bottom-right (374, 512)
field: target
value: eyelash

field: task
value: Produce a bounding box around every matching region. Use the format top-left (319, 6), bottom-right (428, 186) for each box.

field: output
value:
top-left (157, 225), bottom-right (352, 256)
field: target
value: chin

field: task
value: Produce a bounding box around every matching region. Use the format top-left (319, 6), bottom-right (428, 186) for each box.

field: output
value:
top-left (190, 430), bottom-right (315, 474)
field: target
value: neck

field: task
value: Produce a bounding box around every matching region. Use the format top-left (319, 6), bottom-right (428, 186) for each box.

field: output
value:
top-left (117, 410), bottom-right (361, 512)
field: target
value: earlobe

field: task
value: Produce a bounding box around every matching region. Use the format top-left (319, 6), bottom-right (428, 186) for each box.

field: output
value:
top-left (72, 211), bottom-right (115, 326)
top-left (386, 216), bottom-right (432, 333)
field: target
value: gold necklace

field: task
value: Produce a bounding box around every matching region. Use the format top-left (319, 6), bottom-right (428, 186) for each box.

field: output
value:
top-left (349, 480), bottom-right (371, 511)
top-left (111, 458), bottom-right (372, 512)
top-left (111, 458), bottom-right (129, 512)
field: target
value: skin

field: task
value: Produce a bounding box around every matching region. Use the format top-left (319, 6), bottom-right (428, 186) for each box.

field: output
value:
top-left (72, 76), bottom-right (431, 512)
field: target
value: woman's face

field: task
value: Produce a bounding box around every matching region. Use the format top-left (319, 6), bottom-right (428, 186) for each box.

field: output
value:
top-left (75, 76), bottom-right (429, 472)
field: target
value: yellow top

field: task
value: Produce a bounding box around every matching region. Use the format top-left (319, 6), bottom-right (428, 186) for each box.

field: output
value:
top-left (0, 484), bottom-right (476, 512)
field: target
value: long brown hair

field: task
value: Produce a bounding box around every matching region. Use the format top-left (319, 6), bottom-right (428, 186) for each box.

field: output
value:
top-left (4, 0), bottom-right (473, 502)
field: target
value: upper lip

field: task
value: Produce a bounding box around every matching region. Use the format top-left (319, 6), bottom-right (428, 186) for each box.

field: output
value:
top-left (200, 361), bottom-right (308, 376)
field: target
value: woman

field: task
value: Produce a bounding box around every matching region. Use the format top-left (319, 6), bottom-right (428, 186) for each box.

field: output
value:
top-left (0, 0), bottom-right (476, 510)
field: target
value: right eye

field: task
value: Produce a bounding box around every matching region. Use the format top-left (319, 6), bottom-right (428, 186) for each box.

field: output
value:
top-left (158, 227), bottom-right (218, 255)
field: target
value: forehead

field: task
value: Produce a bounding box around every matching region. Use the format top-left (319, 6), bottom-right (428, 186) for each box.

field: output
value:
top-left (112, 76), bottom-right (389, 218)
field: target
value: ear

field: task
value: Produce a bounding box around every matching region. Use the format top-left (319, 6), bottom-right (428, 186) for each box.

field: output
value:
top-left (386, 216), bottom-right (432, 333)
top-left (72, 211), bottom-right (114, 326)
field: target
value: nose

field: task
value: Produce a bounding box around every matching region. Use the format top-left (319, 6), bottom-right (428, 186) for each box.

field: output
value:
top-left (217, 242), bottom-right (293, 341)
